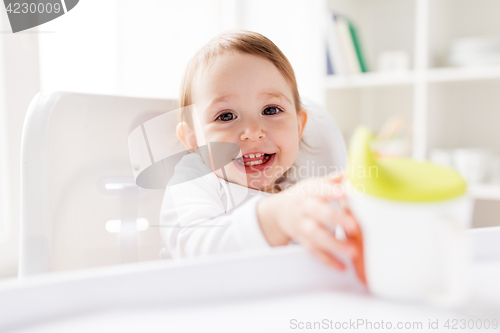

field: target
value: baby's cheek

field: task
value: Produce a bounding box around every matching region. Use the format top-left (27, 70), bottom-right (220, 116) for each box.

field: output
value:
top-left (284, 140), bottom-right (300, 166)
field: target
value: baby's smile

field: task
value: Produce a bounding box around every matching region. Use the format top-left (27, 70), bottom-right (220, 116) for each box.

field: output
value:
top-left (233, 152), bottom-right (276, 173)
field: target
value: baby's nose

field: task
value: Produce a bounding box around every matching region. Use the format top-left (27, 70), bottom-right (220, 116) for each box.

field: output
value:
top-left (240, 123), bottom-right (266, 141)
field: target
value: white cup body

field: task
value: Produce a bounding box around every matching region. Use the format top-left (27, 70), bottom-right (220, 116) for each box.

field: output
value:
top-left (347, 184), bottom-right (474, 305)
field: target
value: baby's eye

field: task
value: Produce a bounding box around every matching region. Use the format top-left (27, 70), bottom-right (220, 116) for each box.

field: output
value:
top-left (216, 112), bottom-right (237, 122)
top-left (262, 106), bottom-right (283, 116)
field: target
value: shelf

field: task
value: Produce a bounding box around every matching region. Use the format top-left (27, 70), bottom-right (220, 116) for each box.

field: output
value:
top-left (469, 184), bottom-right (500, 201)
top-left (427, 66), bottom-right (500, 83)
top-left (325, 72), bottom-right (415, 89)
top-left (325, 66), bottom-right (500, 90)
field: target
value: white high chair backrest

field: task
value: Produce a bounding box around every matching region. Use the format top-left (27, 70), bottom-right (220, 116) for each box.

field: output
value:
top-left (20, 91), bottom-right (178, 276)
top-left (20, 92), bottom-right (347, 276)
top-left (294, 98), bottom-right (347, 180)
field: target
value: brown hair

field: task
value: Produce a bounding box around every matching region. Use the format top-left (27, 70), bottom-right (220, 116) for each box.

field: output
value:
top-left (179, 30), bottom-right (302, 126)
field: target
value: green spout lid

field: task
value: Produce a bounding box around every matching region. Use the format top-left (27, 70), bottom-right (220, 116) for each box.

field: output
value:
top-left (347, 126), bottom-right (467, 202)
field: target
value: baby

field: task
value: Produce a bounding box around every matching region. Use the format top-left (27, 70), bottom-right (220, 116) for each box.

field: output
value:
top-left (160, 31), bottom-right (365, 283)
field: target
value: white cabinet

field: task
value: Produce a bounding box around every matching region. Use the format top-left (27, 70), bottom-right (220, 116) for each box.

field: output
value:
top-left (322, 0), bottom-right (500, 206)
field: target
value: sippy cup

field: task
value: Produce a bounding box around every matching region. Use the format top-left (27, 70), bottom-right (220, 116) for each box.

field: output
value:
top-left (346, 126), bottom-right (473, 306)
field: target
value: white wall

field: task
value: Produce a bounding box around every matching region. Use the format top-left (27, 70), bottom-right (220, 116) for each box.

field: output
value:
top-left (38, 0), bottom-right (120, 95)
top-left (38, 0), bottom-right (244, 99)
top-left (243, 0), bottom-right (326, 105)
top-left (0, 9), bottom-right (8, 245)
top-left (116, 0), bottom-right (234, 99)
top-left (37, 0), bottom-right (325, 102)
top-left (0, 8), bottom-right (41, 278)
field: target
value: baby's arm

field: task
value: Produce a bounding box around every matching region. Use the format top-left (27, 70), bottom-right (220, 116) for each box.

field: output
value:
top-left (160, 155), bottom-right (365, 283)
top-left (160, 171), bottom-right (271, 257)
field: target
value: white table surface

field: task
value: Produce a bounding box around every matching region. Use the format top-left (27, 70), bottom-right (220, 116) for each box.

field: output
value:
top-left (1, 230), bottom-right (500, 333)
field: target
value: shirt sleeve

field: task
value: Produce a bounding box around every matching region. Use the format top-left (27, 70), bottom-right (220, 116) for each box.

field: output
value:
top-left (159, 155), bottom-right (272, 258)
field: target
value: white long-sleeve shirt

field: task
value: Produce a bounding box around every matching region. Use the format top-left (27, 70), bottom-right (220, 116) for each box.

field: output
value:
top-left (159, 153), bottom-right (277, 259)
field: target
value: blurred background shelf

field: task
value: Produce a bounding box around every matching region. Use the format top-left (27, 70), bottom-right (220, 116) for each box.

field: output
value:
top-left (469, 185), bottom-right (500, 201)
top-left (323, 0), bottom-right (500, 153)
top-left (428, 66), bottom-right (500, 83)
top-left (325, 72), bottom-right (415, 89)
top-left (323, 0), bottom-right (500, 227)
top-left (325, 66), bottom-right (500, 90)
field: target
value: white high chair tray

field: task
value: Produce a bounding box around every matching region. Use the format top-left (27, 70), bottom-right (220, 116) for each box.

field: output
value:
top-left (1, 230), bottom-right (500, 333)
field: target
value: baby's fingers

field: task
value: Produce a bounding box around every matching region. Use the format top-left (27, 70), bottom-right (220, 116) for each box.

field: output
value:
top-left (300, 218), bottom-right (356, 258)
top-left (341, 208), bottom-right (367, 285)
top-left (304, 198), bottom-right (339, 228)
top-left (304, 198), bottom-right (357, 235)
top-left (301, 240), bottom-right (346, 270)
top-left (337, 208), bottom-right (362, 239)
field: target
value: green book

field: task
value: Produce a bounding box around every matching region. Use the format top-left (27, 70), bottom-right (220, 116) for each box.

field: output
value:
top-left (347, 21), bottom-right (368, 73)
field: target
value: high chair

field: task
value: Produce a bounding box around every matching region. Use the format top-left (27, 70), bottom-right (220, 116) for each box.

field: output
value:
top-left (19, 91), bottom-right (178, 276)
top-left (19, 91), bottom-right (347, 276)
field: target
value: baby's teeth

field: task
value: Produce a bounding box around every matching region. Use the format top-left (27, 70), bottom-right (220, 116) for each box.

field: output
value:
top-left (249, 154), bottom-right (255, 158)
top-left (243, 154), bottom-right (249, 158)
top-left (255, 161), bottom-right (264, 166)
top-left (255, 153), bottom-right (262, 158)
top-left (244, 160), bottom-right (264, 166)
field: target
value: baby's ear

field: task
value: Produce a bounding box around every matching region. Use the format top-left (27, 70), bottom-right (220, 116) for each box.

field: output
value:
top-left (176, 122), bottom-right (198, 150)
top-left (297, 108), bottom-right (308, 139)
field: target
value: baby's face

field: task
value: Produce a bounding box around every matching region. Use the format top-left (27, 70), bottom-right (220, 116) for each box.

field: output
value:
top-left (190, 52), bottom-right (306, 192)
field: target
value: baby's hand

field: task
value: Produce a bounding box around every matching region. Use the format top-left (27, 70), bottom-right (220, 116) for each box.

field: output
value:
top-left (257, 173), bottom-right (366, 285)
